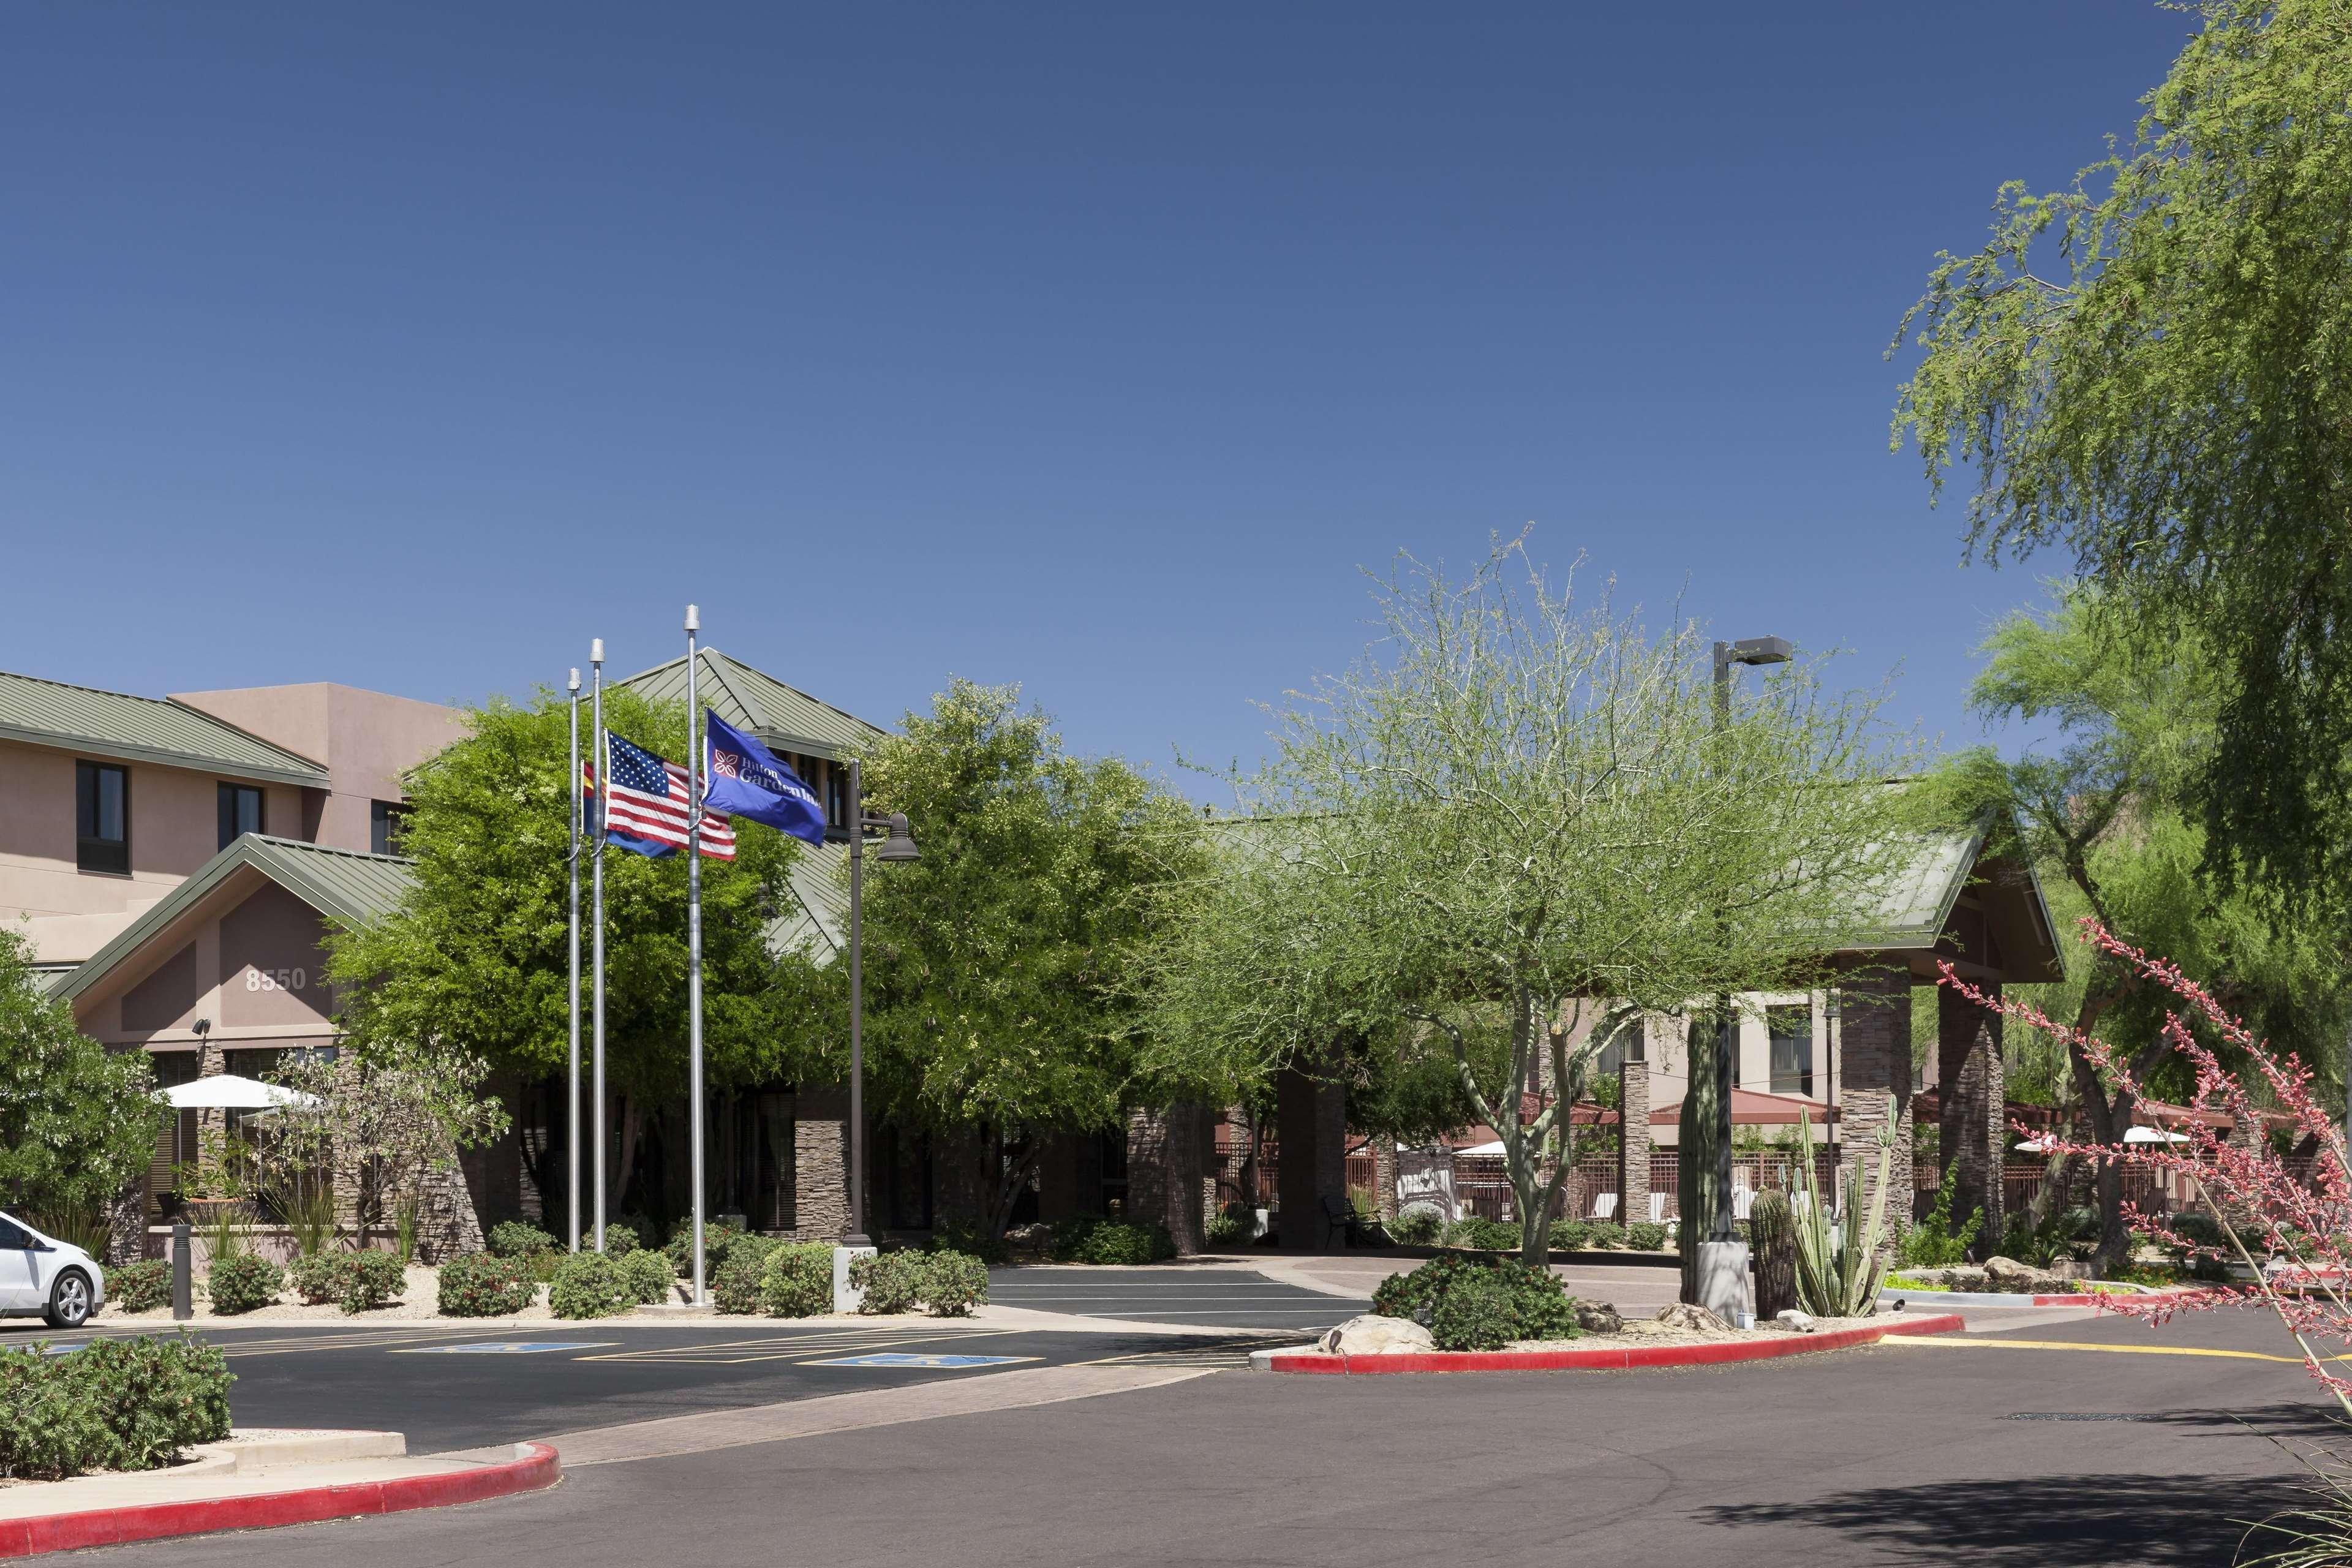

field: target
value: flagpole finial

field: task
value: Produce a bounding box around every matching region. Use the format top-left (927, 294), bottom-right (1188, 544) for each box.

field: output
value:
top-left (685, 604), bottom-right (699, 633)
top-left (568, 668), bottom-right (581, 693)
top-left (591, 638), bottom-right (605, 665)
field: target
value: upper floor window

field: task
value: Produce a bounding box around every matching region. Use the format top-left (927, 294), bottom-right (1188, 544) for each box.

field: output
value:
top-left (75, 761), bottom-right (129, 875)
top-left (217, 783), bottom-right (264, 851)
top-left (1768, 1005), bottom-right (1814, 1097)
top-left (370, 799), bottom-right (410, 856)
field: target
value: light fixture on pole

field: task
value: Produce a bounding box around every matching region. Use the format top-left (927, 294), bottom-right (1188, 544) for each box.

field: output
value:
top-left (843, 759), bottom-right (918, 1251)
top-left (1708, 635), bottom-right (1790, 1250)
top-left (567, 666), bottom-right (582, 1254)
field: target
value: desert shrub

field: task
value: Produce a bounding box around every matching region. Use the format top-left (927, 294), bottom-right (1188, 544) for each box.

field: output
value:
top-left (1584, 1221), bottom-right (1626, 1250)
top-left (712, 1235), bottom-right (782, 1314)
top-left (579, 1221), bottom-right (642, 1255)
top-left (760, 1243), bottom-right (837, 1318)
top-left (437, 1252), bottom-right (534, 1317)
top-left (1627, 1220), bottom-right (1669, 1252)
top-left (288, 1252), bottom-right (342, 1306)
top-left (0, 1333), bottom-right (232, 1479)
top-left (1371, 1255), bottom-right (1577, 1349)
top-left (287, 1250), bottom-right (405, 1313)
top-left (486, 1221), bottom-right (557, 1260)
top-left (1899, 1162), bottom-right (1984, 1268)
top-left (850, 1249), bottom-right (927, 1314)
top-left (1548, 1219), bottom-right (1590, 1252)
top-left (110, 1259), bottom-right (172, 1313)
top-left (1049, 1216), bottom-right (1175, 1265)
top-left (1387, 1207), bottom-right (1441, 1246)
top-left (548, 1251), bottom-right (633, 1319)
top-left (206, 1254), bottom-right (282, 1316)
top-left (922, 1250), bottom-right (989, 1317)
top-left (618, 1247), bottom-right (675, 1305)
top-left (665, 1216), bottom-right (751, 1280)
top-left (929, 1218), bottom-right (1011, 1266)
top-left (1442, 1216), bottom-right (1519, 1251)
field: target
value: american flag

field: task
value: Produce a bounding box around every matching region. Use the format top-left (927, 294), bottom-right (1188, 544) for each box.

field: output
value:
top-left (586, 731), bottom-right (735, 861)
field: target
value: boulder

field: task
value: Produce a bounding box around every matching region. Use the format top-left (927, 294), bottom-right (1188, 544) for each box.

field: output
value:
top-left (1774, 1309), bottom-right (1818, 1333)
top-left (1654, 1302), bottom-right (1733, 1333)
top-left (1900, 1266), bottom-right (1986, 1291)
top-left (1982, 1256), bottom-right (2066, 1294)
top-left (1319, 1315), bottom-right (1438, 1355)
top-left (1575, 1302), bottom-right (1624, 1334)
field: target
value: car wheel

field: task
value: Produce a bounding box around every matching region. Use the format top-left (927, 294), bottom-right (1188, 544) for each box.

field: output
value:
top-left (45, 1270), bottom-right (92, 1330)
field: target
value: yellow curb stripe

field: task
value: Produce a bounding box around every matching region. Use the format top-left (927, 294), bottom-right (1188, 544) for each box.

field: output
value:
top-left (1881, 1335), bottom-right (2316, 1364)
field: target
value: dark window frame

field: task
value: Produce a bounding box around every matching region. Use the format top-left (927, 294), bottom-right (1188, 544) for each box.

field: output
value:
top-left (75, 760), bottom-right (130, 876)
top-left (217, 782), bottom-right (265, 851)
top-left (369, 799), bottom-right (410, 856)
top-left (1767, 1005), bottom-right (1815, 1097)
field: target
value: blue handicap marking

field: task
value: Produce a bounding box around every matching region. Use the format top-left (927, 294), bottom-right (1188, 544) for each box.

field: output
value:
top-left (396, 1341), bottom-right (617, 1355)
top-left (808, 1352), bottom-right (1035, 1369)
top-left (40, 1343), bottom-right (86, 1356)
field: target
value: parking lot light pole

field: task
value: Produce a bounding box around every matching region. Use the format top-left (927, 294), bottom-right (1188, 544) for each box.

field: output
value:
top-left (843, 758), bottom-right (919, 1250)
top-left (1709, 635), bottom-right (1791, 1246)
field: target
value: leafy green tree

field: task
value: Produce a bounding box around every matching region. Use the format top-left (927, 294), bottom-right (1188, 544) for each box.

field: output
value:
top-left (1142, 540), bottom-right (1911, 1277)
top-left (0, 927), bottom-right (157, 1219)
top-left (850, 679), bottom-right (1208, 1236)
top-left (327, 688), bottom-right (809, 1213)
top-left (1922, 588), bottom-right (2350, 1269)
top-left (1894, 0), bottom-right (2352, 903)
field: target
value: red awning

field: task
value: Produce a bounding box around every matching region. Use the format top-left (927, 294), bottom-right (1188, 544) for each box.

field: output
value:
top-left (1651, 1088), bottom-right (1836, 1127)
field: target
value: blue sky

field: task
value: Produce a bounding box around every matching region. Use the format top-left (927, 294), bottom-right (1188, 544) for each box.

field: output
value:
top-left (1, 4), bottom-right (2190, 790)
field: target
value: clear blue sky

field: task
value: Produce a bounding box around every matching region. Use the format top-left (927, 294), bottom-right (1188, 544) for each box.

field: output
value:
top-left (1, 4), bottom-right (2189, 789)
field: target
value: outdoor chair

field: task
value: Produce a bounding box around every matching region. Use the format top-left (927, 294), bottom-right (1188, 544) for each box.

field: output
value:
top-left (1591, 1193), bottom-right (1619, 1221)
top-left (1321, 1194), bottom-right (1392, 1249)
top-left (1733, 1186), bottom-right (1756, 1222)
top-left (1649, 1192), bottom-right (1667, 1225)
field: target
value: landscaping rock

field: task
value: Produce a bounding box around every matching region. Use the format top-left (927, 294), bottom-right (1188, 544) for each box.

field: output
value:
top-left (1654, 1302), bottom-right (1732, 1334)
top-left (1983, 1256), bottom-right (2067, 1294)
top-left (1574, 1302), bottom-right (1624, 1334)
top-left (1900, 1266), bottom-right (1987, 1291)
top-left (1319, 1315), bottom-right (1438, 1355)
top-left (1774, 1309), bottom-right (1817, 1333)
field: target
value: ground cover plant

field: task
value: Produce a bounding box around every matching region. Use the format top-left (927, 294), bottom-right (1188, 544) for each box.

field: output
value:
top-left (1049, 1216), bottom-right (1175, 1265)
top-left (0, 1333), bottom-right (232, 1480)
top-left (1370, 1255), bottom-right (1578, 1351)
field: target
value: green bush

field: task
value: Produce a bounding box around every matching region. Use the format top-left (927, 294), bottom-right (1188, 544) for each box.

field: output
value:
top-left (712, 1235), bottom-right (782, 1314)
top-left (1441, 1216), bottom-right (1519, 1251)
top-left (110, 1260), bottom-right (171, 1313)
top-left (1585, 1221), bottom-right (1626, 1250)
top-left (1548, 1219), bottom-right (1590, 1251)
top-left (928, 1218), bottom-right (1010, 1266)
top-left (850, 1250), bottom-right (926, 1314)
top-left (288, 1252), bottom-right (341, 1306)
top-left (548, 1251), bottom-right (634, 1319)
top-left (1387, 1208), bottom-right (1441, 1246)
top-left (486, 1221), bottom-right (557, 1259)
top-left (437, 1253), bottom-right (535, 1317)
top-left (206, 1254), bottom-right (283, 1316)
top-left (1627, 1220), bottom-right (1670, 1251)
top-left (1049, 1216), bottom-right (1175, 1265)
top-left (665, 1217), bottom-right (750, 1281)
top-left (1898, 1161), bottom-right (1984, 1268)
top-left (0, 1333), bottom-right (233, 1479)
top-left (1370, 1255), bottom-right (1578, 1350)
top-left (922, 1250), bottom-right (989, 1317)
top-left (287, 1250), bottom-right (405, 1313)
top-left (760, 1243), bottom-right (837, 1318)
top-left (578, 1221), bottom-right (642, 1255)
top-left (618, 1247), bottom-right (675, 1305)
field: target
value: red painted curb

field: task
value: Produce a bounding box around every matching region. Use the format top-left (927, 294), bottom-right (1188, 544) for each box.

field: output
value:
top-left (0, 1442), bottom-right (561, 1558)
top-left (1262, 1313), bottom-right (1968, 1374)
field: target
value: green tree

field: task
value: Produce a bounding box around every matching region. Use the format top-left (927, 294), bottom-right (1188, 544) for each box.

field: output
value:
top-left (1923, 588), bottom-right (2349, 1269)
top-left (1894, 0), bottom-right (2352, 903)
top-left (1143, 540), bottom-right (1911, 1278)
top-left (851, 679), bottom-right (1208, 1237)
top-left (0, 927), bottom-right (157, 1220)
top-left (327, 688), bottom-right (809, 1215)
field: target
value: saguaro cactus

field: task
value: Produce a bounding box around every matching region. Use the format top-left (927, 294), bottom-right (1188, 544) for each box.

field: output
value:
top-left (1749, 1188), bottom-right (1798, 1320)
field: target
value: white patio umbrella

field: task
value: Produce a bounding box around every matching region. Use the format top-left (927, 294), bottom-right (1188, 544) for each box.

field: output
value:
top-left (2013, 1133), bottom-right (2060, 1153)
top-left (156, 1075), bottom-right (320, 1113)
top-left (1455, 1140), bottom-right (1509, 1156)
top-left (2123, 1125), bottom-right (2192, 1145)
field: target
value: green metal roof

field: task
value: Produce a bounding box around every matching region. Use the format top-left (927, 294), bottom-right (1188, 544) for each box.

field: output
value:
top-left (53, 835), bottom-right (413, 1003)
top-left (0, 670), bottom-right (330, 788)
top-left (616, 648), bottom-right (881, 761)
top-left (767, 839), bottom-right (849, 961)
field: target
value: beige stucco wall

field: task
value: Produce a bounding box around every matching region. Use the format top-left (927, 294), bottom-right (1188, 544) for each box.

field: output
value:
top-left (74, 870), bottom-right (337, 1055)
top-left (171, 684), bottom-right (469, 853)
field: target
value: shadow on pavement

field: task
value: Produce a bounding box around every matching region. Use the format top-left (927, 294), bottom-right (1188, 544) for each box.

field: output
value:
top-left (1701, 1472), bottom-right (2316, 1566)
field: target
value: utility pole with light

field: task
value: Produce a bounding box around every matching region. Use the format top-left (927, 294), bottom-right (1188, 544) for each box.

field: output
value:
top-left (836, 759), bottom-right (919, 1301)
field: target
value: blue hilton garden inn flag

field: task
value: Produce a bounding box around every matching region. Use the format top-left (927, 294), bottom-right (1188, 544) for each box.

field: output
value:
top-left (701, 712), bottom-right (829, 846)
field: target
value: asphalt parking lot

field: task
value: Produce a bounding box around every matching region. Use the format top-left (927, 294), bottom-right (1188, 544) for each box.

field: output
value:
top-left (985, 1265), bottom-right (1374, 1330)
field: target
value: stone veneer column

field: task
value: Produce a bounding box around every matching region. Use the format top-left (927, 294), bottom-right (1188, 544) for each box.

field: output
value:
top-left (1372, 1136), bottom-right (1399, 1220)
top-left (1937, 980), bottom-right (2005, 1249)
top-left (1835, 963), bottom-right (1914, 1244)
top-left (790, 1086), bottom-right (850, 1242)
top-left (1126, 1103), bottom-right (1210, 1254)
top-left (1617, 1032), bottom-right (1651, 1226)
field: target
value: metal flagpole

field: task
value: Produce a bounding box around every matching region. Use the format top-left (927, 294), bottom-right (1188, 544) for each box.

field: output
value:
top-left (685, 607), bottom-right (708, 1306)
top-left (591, 639), bottom-right (608, 1254)
top-left (567, 667), bottom-right (582, 1253)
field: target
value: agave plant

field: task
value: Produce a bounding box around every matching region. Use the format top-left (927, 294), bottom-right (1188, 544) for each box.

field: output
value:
top-left (1789, 1109), bottom-right (1891, 1318)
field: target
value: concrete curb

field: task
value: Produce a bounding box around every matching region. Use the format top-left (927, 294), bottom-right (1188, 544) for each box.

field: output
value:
top-left (1247, 1311), bottom-right (1968, 1374)
top-left (0, 1441), bottom-right (560, 1558)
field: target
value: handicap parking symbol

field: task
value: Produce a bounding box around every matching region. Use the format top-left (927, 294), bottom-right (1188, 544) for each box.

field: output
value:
top-left (396, 1341), bottom-right (617, 1355)
top-left (807, 1352), bottom-right (1036, 1369)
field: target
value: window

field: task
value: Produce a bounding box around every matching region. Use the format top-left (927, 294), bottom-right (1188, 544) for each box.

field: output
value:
top-left (217, 783), bottom-right (264, 850)
top-left (75, 761), bottom-right (129, 875)
top-left (370, 800), bottom-right (410, 855)
top-left (0, 1217), bottom-right (27, 1251)
top-left (1768, 1006), bottom-right (1814, 1096)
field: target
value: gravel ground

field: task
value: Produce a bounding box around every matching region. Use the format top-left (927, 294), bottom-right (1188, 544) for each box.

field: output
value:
top-left (1508, 1313), bottom-right (1887, 1351)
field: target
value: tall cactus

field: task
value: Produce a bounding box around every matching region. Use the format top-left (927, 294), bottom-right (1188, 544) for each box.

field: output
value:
top-left (1749, 1188), bottom-right (1798, 1319)
top-left (1789, 1109), bottom-right (1890, 1318)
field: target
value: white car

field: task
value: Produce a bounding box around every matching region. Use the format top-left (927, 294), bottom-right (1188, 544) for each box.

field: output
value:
top-left (0, 1212), bottom-right (105, 1329)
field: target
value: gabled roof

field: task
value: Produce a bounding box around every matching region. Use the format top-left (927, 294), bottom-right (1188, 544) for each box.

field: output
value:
top-left (53, 835), bottom-right (413, 1003)
top-left (767, 839), bottom-right (848, 961)
top-left (0, 670), bottom-right (330, 788)
top-left (616, 648), bottom-right (881, 761)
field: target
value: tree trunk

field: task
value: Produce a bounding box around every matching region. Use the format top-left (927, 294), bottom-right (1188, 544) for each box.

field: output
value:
top-left (1678, 1018), bottom-right (1723, 1304)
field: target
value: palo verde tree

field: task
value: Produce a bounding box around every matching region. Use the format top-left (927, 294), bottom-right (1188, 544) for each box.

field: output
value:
top-left (1894, 0), bottom-right (2352, 906)
top-left (1923, 587), bottom-right (2350, 1270)
top-left (327, 687), bottom-right (810, 1220)
top-left (0, 926), bottom-right (157, 1231)
top-left (1144, 538), bottom-right (1910, 1277)
top-left (848, 678), bottom-right (1209, 1238)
